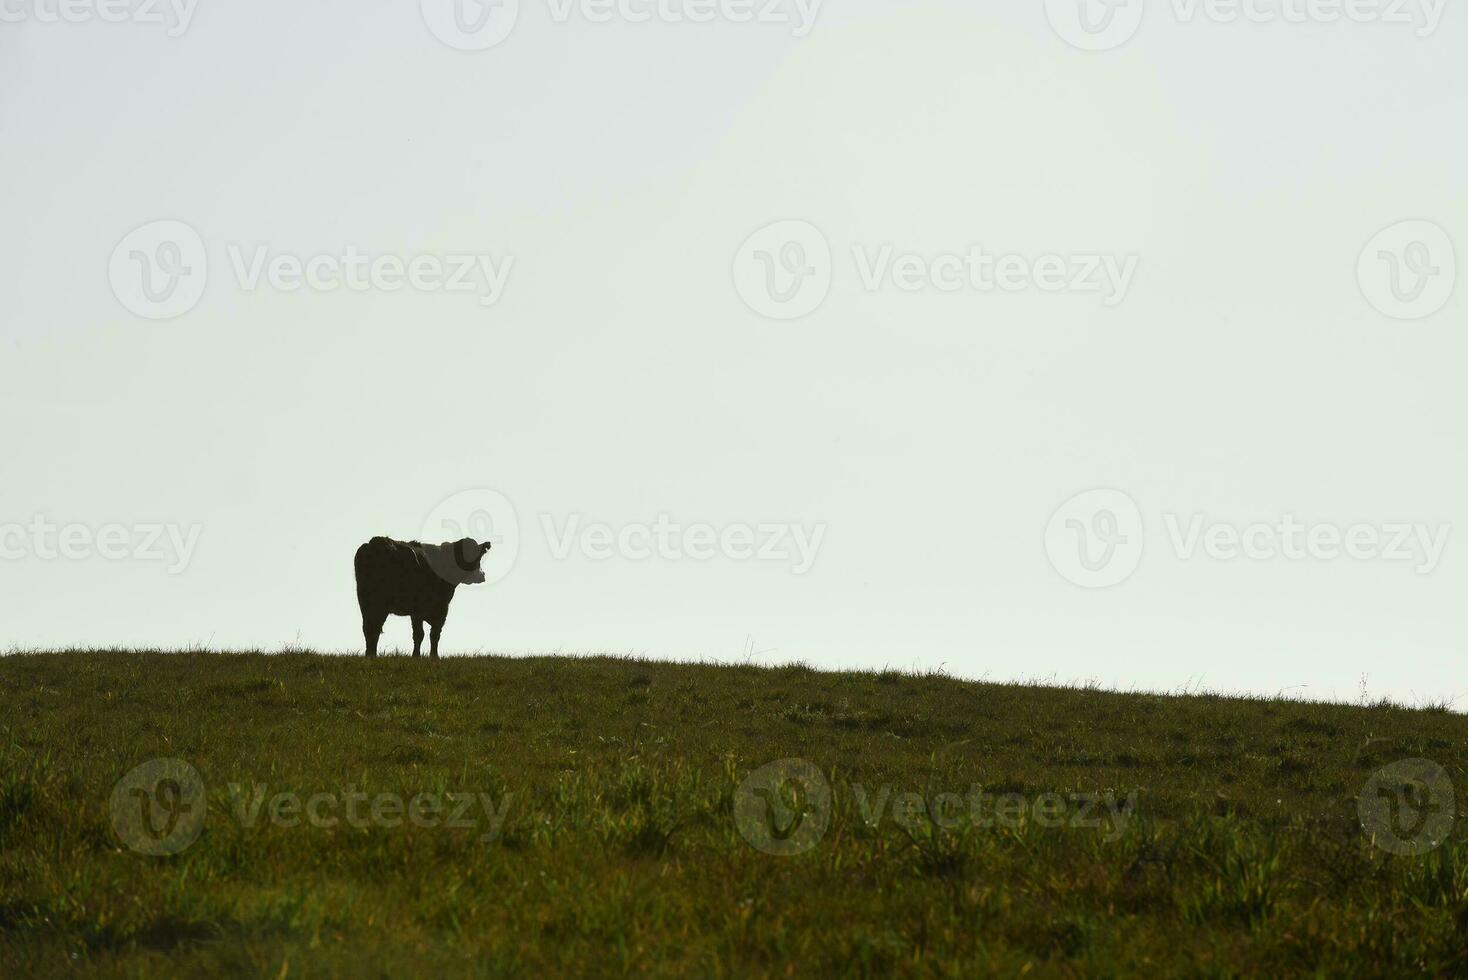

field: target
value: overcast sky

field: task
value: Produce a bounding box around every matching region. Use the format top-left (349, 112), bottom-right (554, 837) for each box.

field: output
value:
top-left (2, 0), bottom-right (1464, 706)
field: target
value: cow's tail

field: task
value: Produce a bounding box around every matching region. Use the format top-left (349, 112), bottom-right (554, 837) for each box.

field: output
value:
top-left (353, 540), bottom-right (378, 609)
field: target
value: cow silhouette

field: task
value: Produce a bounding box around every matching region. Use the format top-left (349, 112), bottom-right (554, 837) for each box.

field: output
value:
top-left (354, 536), bottom-right (491, 658)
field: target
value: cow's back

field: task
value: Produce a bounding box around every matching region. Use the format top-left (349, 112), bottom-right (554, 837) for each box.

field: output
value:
top-left (356, 537), bottom-right (419, 612)
top-left (355, 536), bottom-right (397, 588)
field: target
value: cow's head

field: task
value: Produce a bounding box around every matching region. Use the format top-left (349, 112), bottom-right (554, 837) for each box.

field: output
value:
top-left (449, 537), bottom-right (492, 585)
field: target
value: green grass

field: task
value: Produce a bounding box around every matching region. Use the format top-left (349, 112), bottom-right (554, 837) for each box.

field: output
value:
top-left (1, 651), bottom-right (1465, 977)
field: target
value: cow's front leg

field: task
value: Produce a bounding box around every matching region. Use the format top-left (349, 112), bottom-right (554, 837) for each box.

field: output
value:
top-left (411, 618), bottom-right (425, 658)
top-left (429, 621), bottom-right (443, 660)
top-left (362, 610), bottom-right (386, 658)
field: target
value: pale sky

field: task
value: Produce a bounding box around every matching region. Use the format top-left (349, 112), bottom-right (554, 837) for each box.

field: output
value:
top-left (2, 0), bottom-right (1464, 706)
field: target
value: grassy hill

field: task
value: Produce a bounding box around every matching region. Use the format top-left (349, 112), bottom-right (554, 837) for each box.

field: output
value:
top-left (1, 651), bottom-right (1465, 976)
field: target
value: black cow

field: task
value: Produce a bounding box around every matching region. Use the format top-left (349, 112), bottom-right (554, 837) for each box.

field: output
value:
top-left (354, 536), bottom-right (491, 658)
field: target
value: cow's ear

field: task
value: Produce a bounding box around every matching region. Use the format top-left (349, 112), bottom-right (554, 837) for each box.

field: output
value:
top-left (478, 539), bottom-right (493, 557)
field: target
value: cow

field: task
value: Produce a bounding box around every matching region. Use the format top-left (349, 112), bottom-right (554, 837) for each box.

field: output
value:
top-left (354, 536), bottom-right (492, 658)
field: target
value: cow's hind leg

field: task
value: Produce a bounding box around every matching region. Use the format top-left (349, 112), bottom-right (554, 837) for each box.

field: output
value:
top-left (362, 609), bottom-right (387, 658)
top-left (411, 618), bottom-right (425, 658)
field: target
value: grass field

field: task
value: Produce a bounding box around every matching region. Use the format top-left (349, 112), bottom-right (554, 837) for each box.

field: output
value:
top-left (1, 651), bottom-right (1465, 976)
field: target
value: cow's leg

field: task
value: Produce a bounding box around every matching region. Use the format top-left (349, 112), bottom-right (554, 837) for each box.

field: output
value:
top-left (362, 609), bottom-right (387, 658)
top-left (411, 618), bottom-right (425, 658)
top-left (429, 620), bottom-right (443, 660)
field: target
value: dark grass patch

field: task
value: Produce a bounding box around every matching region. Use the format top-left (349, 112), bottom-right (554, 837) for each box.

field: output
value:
top-left (0, 651), bottom-right (1465, 976)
